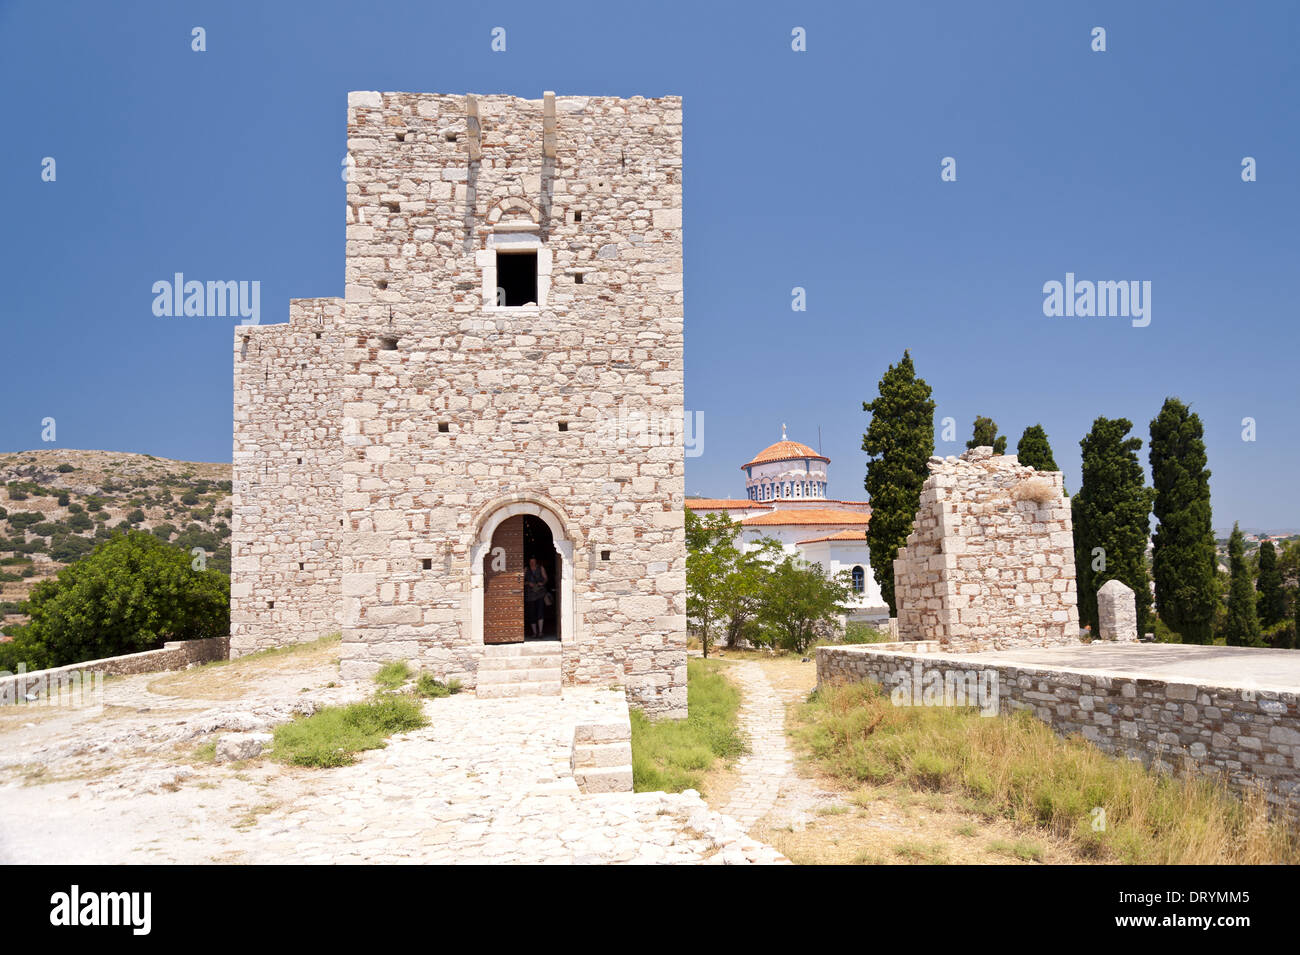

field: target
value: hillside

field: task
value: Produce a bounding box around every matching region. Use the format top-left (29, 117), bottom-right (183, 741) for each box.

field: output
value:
top-left (0, 449), bottom-right (232, 637)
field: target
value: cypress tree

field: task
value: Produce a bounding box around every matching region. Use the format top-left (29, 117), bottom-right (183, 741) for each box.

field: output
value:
top-left (1072, 417), bottom-right (1155, 635)
top-left (1256, 540), bottom-right (1285, 627)
top-left (1223, 523), bottom-right (1263, 646)
top-left (967, 416), bottom-right (1007, 455)
top-left (1016, 424), bottom-right (1060, 473)
top-left (1148, 398), bottom-right (1218, 644)
top-left (862, 350), bottom-right (935, 615)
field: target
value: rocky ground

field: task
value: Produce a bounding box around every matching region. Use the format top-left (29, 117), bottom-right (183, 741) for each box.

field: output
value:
top-left (0, 639), bottom-right (783, 865)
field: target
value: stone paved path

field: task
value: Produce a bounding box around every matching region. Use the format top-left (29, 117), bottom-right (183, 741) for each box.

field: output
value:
top-left (0, 670), bottom-right (787, 865)
top-left (719, 661), bottom-right (796, 827)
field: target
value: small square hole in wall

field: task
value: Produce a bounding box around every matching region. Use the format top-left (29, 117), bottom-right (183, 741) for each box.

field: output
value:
top-left (315, 332), bottom-right (322, 340)
top-left (379, 337), bottom-right (399, 351)
top-left (438, 422), bottom-right (450, 433)
top-left (297, 457), bottom-right (303, 464)
top-left (444, 131), bottom-right (458, 142)
top-left (422, 558), bottom-right (433, 571)
top-left (381, 201), bottom-right (400, 213)
top-left (573, 210), bottom-right (582, 223)
top-left (299, 562), bottom-right (305, 571)
top-left (601, 550), bottom-right (611, 562)
top-left (395, 131), bottom-right (408, 142)
top-left (558, 421), bottom-right (568, 432)
top-left (574, 273), bottom-right (584, 284)
top-left (268, 600), bottom-right (275, 609)
top-left (376, 279), bottom-right (389, 290)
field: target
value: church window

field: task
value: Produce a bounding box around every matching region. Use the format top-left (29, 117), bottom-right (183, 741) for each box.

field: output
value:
top-left (852, 566), bottom-right (865, 593)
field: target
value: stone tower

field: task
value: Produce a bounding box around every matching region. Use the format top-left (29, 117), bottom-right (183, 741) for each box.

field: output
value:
top-left (232, 91), bottom-right (687, 717)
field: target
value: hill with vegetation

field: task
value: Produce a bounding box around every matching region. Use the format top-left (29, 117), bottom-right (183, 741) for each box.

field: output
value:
top-left (0, 449), bottom-right (231, 638)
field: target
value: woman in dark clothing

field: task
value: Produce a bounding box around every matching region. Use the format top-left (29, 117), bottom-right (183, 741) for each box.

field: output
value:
top-left (524, 557), bottom-right (549, 638)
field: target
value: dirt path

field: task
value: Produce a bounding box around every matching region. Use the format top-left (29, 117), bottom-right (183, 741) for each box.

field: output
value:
top-left (709, 652), bottom-right (1091, 865)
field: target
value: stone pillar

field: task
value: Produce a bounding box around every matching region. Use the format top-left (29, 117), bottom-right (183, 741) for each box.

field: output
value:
top-left (1097, 579), bottom-right (1138, 643)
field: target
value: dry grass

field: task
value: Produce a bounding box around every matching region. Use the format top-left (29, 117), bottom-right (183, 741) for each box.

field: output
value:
top-left (797, 680), bottom-right (1299, 865)
top-left (147, 633), bottom-right (342, 701)
top-left (1009, 477), bottom-right (1058, 505)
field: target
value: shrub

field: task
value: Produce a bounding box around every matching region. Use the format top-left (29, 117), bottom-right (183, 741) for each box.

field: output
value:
top-left (415, 674), bottom-right (462, 698)
top-left (16, 531), bottom-right (229, 668)
top-left (180, 490), bottom-right (200, 506)
top-left (66, 512), bottom-right (93, 532)
top-left (49, 534), bottom-right (95, 563)
top-left (56, 493), bottom-right (69, 507)
top-left (31, 523), bottom-right (60, 538)
top-left (126, 509), bottom-right (145, 524)
top-left (85, 497), bottom-right (103, 512)
top-left (374, 661), bottom-right (411, 689)
top-left (842, 621), bottom-right (891, 644)
top-left (1010, 478), bottom-right (1057, 505)
top-left (6, 484), bottom-right (28, 502)
top-left (66, 502), bottom-right (84, 514)
top-left (55, 464), bottom-right (75, 473)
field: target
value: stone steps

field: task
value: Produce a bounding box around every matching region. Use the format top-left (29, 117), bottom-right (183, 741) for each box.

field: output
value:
top-left (476, 642), bottom-right (562, 698)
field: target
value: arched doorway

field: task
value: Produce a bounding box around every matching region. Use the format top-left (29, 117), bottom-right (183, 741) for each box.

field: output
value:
top-left (471, 498), bottom-right (574, 647)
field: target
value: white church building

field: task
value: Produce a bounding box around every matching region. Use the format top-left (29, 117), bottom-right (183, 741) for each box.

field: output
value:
top-left (688, 429), bottom-right (889, 622)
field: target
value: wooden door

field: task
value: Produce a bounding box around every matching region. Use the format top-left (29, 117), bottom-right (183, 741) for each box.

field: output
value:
top-left (483, 515), bottom-right (525, 644)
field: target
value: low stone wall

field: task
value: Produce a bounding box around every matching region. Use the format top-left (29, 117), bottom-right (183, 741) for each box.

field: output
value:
top-left (816, 644), bottom-right (1300, 814)
top-left (0, 637), bottom-right (230, 703)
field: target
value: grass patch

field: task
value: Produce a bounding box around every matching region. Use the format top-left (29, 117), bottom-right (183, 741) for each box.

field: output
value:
top-left (840, 622), bottom-right (892, 644)
top-left (272, 694), bottom-right (428, 768)
top-left (796, 680), bottom-right (1300, 865)
top-left (415, 674), bottom-right (462, 698)
top-left (374, 661), bottom-right (411, 689)
top-left (989, 838), bottom-right (1045, 862)
top-left (630, 657), bottom-right (745, 794)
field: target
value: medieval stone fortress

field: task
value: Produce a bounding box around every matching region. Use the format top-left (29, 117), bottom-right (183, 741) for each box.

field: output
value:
top-left (232, 92), bottom-right (687, 717)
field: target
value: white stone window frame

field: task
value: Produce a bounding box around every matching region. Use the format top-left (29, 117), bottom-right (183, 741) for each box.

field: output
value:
top-left (476, 223), bottom-right (552, 311)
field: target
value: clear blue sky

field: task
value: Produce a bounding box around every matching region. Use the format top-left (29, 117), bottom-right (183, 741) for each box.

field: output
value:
top-left (1, 1), bottom-right (1295, 530)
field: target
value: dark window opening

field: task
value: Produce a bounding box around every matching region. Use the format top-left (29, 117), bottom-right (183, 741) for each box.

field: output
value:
top-left (376, 279), bottom-right (389, 290)
top-left (299, 562), bottom-right (305, 571)
top-left (297, 457), bottom-right (302, 464)
top-left (421, 558), bottom-right (433, 571)
top-left (496, 251), bottom-right (538, 307)
top-left (600, 550), bottom-right (611, 561)
top-left (315, 332), bottom-right (322, 340)
top-left (268, 600), bottom-right (275, 609)
top-left (574, 273), bottom-right (584, 284)
top-left (381, 201), bottom-right (400, 213)
top-left (444, 131), bottom-right (458, 142)
top-left (379, 337), bottom-right (399, 351)
top-left (438, 422), bottom-right (450, 433)
top-left (573, 210), bottom-right (582, 223)
top-left (558, 421), bottom-right (568, 432)
top-left (395, 131), bottom-right (408, 142)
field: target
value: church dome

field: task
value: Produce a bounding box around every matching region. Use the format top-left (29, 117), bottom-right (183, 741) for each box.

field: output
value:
top-left (741, 439), bottom-right (829, 470)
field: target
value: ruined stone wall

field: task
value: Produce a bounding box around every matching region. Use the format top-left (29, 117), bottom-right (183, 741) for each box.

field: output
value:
top-left (894, 447), bottom-right (1079, 650)
top-left (230, 298), bottom-right (344, 655)
top-left (337, 92), bottom-right (686, 716)
top-left (817, 644), bottom-right (1300, 816)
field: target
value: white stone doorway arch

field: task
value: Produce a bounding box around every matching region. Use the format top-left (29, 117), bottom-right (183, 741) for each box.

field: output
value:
top-left (470, 498), bottom-right (575, 645)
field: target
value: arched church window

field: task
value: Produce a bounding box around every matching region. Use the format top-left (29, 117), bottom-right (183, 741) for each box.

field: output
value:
top-left (852, 566), bottom-right (865, 593)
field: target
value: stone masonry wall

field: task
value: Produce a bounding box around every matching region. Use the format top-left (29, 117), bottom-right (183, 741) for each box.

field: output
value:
top-left (817, 644), bottom-right (1300, 815)
top-left (337, 92), bottom-right (686, 717)
top-left (231, 298), bottom-right (344, 655)
top-left (0, 637), bottom-right (230, 704)
top-left (894, 447), bottom-right (1079, 651)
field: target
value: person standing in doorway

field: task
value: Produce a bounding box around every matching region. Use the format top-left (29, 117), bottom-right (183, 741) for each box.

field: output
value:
top-left (524, 557), bottom-right (549, 638)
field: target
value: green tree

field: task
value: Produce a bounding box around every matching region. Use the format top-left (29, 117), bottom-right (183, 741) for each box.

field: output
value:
top-left (1223, 523), bottom-right (1263, 647)
top-left (1072, 417), bottom-right (1155, 635)
top-left (755, 555), bottom-right (850, 653)
top-left (719, 536), bottom-right (782, 649)
top-left (1256, 541), bottom-right (1286, 628)
top-left (6, 531), bottom-right (229, 669)
top-left (862, 350), bottom-right (935, 615)
top-left (1016, 424), bottom-right (1060, 473)
top-left (967, 416), bottom-right (1007, 455)
top-left (1148, 398), bottom-right (1218, 644)
top-left (685, 509), bottom-right (741, 658)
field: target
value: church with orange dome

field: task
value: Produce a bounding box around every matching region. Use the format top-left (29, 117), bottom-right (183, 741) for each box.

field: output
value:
top-left (687, 428), bottom-right (889, 622)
